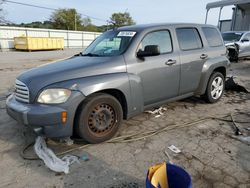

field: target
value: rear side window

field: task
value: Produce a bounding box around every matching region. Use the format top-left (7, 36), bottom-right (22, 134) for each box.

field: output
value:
top-left (138, 30), bottom-right (172, 54)
top-left (202, 27), bottom-right (223, 47)
top-left (176, 28), bottom-right (203, 51)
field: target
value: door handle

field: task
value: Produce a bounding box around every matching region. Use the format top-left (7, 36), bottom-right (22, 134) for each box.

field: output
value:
top-left (165, 59), bottom-right (177, 65)
top-left (200, 54), bottom-right (208, 59)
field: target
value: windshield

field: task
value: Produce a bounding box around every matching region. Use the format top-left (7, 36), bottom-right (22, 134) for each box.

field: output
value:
top-left (82, 30), bottom-right (136, 57)
top-left (222, 32), bottom-right (243, 42)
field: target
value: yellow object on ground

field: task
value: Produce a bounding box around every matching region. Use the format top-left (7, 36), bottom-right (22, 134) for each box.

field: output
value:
top-left (14, 37), bottom-right (64, 51)
top-left (148, 162), bottom-right (169, 188)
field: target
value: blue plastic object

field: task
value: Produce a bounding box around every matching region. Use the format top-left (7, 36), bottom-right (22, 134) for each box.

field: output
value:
top-left (146, 163), bottom-right (192, 188)
top-left (81, 154), bottom-right (89, 161)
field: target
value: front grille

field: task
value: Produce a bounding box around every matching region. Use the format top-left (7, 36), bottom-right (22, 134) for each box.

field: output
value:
top-left (15, 80), bottom-right (30, 103)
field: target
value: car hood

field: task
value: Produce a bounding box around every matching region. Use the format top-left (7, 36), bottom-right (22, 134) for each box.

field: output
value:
top-left (17, 55), bottom-right (126, 98)
top-left (224, 41), bottom-right (237, 46)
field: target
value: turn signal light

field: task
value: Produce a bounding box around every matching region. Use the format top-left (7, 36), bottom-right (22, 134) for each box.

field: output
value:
top-left (61, 112), bottom-right (67, 124)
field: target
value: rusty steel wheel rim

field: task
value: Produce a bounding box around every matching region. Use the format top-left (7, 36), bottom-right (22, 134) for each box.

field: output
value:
top-left (87, 103), bottom-right (116, 137)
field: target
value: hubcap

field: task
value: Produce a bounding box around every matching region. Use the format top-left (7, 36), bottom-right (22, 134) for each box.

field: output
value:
top-left (88, 103), bottom-right (116, 137)
top-left (211, 76), bottom-right (223, 100)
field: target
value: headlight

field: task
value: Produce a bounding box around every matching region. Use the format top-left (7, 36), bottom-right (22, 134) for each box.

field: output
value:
top-left (37, 89), bottom-right (71, 104)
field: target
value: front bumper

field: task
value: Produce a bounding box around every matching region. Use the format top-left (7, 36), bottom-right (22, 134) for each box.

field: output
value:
top-left (6, 91), bottom-right (85, 138)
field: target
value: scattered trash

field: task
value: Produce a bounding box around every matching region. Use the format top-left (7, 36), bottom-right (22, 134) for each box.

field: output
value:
top-left (230, 114), bottom-right (242, 136)
top-left (225, 76), bottom-right (249, 93)
top-left (34, 136), bottom-right (79, 174)
top-left (60, 137), bottom-right (74, 146)
top-left (154, 115), bottom-right (161, 118)
top-left (146, 162), bottom-right (192, 188)
top-left (134, 148), bottom-right (142, 154)
top-left (81, 154), bottom-right (89, 161)
top-left (146, 107), bottom-right (167, 118)
top-left (168, 145), bottom-right (181, 154)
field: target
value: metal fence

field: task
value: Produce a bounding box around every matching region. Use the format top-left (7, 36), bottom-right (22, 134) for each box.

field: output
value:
top-left (0, 26), bottom-right (101, 50)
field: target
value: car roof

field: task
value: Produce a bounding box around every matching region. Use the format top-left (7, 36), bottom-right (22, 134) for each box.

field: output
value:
top-left (116, 23), bottom-right (216, 32)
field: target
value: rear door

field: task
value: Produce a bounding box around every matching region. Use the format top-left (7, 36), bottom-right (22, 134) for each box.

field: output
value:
top-left (176, 27), bottom-right (207, 95)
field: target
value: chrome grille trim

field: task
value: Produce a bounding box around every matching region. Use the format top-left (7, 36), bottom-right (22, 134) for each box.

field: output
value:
top-left (15, 80), bottom-right (29, 103)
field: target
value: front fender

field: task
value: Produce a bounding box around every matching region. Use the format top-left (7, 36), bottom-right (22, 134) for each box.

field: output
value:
top-left (48, 73), bottom-right (144, 119)
top-left (195, 56), bottom-right (230, 95)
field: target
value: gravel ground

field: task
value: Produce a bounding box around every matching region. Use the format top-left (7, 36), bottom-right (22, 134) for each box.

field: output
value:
top-left (0, 50), bottom-right (249, 188)
top-left (0, 49), bottom-right (82, 94)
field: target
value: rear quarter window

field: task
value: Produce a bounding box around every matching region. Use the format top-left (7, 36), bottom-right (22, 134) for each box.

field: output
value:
top-left (176, 28), bottom-right (203, 51)
top-left (202, 27), bottom-right (223, 47)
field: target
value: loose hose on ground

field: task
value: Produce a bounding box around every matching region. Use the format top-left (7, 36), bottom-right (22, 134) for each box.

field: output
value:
top-left (20, 111), bottom-right (250, 160)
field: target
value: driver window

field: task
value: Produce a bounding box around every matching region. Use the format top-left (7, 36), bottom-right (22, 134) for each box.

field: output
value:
top-left (138, 30), bottom-right (172, 54)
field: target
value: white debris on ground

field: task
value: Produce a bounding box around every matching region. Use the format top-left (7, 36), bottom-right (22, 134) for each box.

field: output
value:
top-left (168, 145), bottom-right (181, 154)
top-left (60, 137), bottom-right (74, 146)
top-left (34, 136), bottom-right (79, 174)
top-left (145, 107), bottom-right (167, 118)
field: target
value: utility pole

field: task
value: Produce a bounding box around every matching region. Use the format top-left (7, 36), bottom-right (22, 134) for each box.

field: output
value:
top-left (74, 12), bottom-right (77, 31)
top-left (0, 0), bottom-right (4, 19)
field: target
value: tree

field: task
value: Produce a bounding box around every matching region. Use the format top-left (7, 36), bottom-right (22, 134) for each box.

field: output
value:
top-left (18, 21), bottom-right (54, 29)
top-left (109, 12), bottom-right (135, 28)
top-left (0, 0), bottom-right (5, 22)
top-left (50, 8), bottom-right (82, 30)
top-left (82, 17), bottom-right (92, 26)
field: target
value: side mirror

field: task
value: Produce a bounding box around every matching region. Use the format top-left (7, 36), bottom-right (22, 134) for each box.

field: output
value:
top-left (137, 45), bottom-right (160, 59)
top-left (241, 38), bottom-right (249, 43)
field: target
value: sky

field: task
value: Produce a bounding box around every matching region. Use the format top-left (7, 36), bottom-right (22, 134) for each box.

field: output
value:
top-left (1, 0), bottom-right (234, 26)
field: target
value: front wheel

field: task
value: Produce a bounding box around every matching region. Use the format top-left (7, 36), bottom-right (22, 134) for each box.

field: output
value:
top-left (204, 72), bottom-right (225, 103)
top-left (76, 93), bottom-right (123, 143)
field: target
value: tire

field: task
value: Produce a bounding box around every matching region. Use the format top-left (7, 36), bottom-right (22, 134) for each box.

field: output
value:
top-left (76, 93), bottom-right (123, 143)
top-left (204, 72), bottom-right (225, 103)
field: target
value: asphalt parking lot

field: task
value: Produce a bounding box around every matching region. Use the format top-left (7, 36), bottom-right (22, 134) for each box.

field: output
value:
top-left (0, 49), bottom-right (250, 188)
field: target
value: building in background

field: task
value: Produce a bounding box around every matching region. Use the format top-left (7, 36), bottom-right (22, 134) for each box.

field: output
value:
top-left (206, 0), bottom-right (250, 32)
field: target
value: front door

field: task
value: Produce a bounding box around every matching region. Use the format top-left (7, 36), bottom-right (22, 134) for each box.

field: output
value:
top-left (126, 30), bottom-right (180, 106)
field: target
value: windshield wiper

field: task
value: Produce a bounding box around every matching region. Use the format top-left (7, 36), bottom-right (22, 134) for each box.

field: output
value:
top-left (81, 53), bottom-right (100, 57)
top-left (74, 52), bottom-right (100, 57)
top-left (74, 52), bottom-right (83, 56)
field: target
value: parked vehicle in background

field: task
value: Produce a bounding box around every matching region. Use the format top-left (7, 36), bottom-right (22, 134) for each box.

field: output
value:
top-left (222, 31), bottom-right (250, 62)
top-left (6, 23), bottom-right (230, 143)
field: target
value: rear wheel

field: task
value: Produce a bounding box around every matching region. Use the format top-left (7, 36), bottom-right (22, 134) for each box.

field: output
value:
top-left (204, 72), bottom-right (225, 103)
top-left (76, 93), bottom-right (123, 143)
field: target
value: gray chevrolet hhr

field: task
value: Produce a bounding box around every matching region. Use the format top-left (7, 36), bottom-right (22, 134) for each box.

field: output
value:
top-left (6, 23), bottom-right (230, 143)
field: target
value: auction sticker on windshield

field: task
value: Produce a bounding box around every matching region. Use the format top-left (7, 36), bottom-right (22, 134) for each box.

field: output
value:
top-left (117, 31), bottom-right (136, 37)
